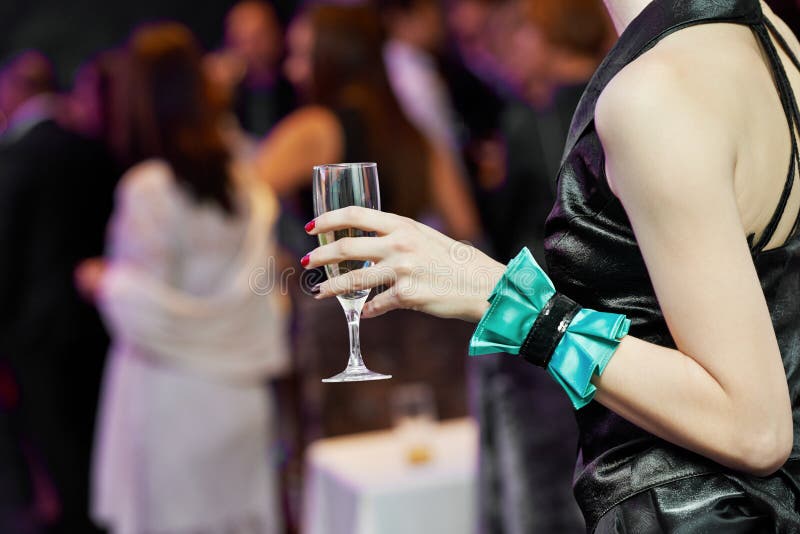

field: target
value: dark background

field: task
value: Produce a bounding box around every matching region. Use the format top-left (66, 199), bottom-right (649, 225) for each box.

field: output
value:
top-left (0, 0), bottom-right (298, 85)
top-left (2, 0), bottom-right (800, 87)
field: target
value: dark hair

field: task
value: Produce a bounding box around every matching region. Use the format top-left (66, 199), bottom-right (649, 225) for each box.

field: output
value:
top-left (122, 22), bottom-right (235, 214)
top-left (309, 5), bottom-right (431, 218)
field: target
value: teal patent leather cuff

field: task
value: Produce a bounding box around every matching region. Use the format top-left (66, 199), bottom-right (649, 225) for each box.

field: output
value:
top-left (469, 248), bottom-right (631, 409)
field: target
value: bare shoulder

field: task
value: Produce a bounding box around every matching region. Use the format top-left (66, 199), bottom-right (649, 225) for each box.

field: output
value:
top-left (596, 21), bottom-right (764, 151)
top-left (274, 105), bottom-right (342, 139)
top-left (595, 53), bottom-right (683, 142)
top-left (258, 105), bottom-right (344, 165)
top-left (596, 40), bottom-right (739, 197)
top-left (596, 42), bottom-right (730, 142)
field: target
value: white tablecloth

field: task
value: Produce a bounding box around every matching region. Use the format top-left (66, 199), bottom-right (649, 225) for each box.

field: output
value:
top-left (303, 418), bottom-right (478, 534)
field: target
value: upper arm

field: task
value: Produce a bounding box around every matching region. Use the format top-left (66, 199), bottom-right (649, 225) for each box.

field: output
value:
top-left (428, 142), bottom-right (481, 241)
top-left (107, 162), bottom-right (173, 280)
top-left (255, 106), bottom-right (344, 196)
top-left (595, 61), bottom-right (791, 423)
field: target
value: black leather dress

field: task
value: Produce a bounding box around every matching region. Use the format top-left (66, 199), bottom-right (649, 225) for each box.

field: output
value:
top-left (544, 0), bottom-right (800, 531)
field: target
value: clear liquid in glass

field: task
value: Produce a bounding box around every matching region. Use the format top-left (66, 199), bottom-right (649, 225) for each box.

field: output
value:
top-left (318, 228), bottom-right (373, 300)
top-left (312, 163), bottom-right (390, 382)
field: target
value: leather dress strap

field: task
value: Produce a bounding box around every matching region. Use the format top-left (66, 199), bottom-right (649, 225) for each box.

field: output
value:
top-left (749, 18), bottom-right (800, 252)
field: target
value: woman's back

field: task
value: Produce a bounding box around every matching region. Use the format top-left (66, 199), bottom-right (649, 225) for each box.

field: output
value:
top-left (111, 160), bottom-right (249, 291)
top-left (603, 2), bottom-right (800, 250)
top-left (93, 21), bottom-right (288, 533)
top-left (94, 159), bottom-right (287, 534)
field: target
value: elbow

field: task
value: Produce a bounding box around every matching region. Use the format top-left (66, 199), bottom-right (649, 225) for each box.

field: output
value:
top-left (732, 419), bottom-right (793, 477)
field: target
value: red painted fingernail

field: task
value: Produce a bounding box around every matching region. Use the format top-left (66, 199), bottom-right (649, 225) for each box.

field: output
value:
top-left (304, 220), bottom-right (316, 232)
top-left (300, 254), bottom-right (310, 267)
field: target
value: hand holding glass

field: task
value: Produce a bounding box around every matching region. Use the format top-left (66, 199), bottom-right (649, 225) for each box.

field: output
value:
top-left (312, 163), bottom-right (391, 382)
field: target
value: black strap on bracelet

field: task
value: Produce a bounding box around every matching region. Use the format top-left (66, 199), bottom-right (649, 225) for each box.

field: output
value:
top-left (519, 292), bottom-right (582, 368)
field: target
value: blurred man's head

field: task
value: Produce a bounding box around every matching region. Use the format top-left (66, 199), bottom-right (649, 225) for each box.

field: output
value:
top-left (379, 0), bottom-right (446, 53)
top-left (65, 50), bottom-right (123, 140)
top-left (0, 51), bottom-right (56, 118)
top-left (525, 0), bottom-right (611, 61)
top-left (448, 0), bottom-right (493, 61)
top-left (225, 0), bottom-right (283, 82)
top-left (284, 13), bottom-right (313, 98)
top-left (486, 0), bottom-right (610, 106)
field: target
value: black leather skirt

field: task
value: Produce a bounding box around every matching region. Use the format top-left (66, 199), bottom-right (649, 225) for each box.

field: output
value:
top-left (586, 454), bottom-right (800, 533)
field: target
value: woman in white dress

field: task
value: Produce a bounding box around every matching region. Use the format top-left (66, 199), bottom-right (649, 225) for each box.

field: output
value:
top-left (76, 22), bottom-right (288, 534)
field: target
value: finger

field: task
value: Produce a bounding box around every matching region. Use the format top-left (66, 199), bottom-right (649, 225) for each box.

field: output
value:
top-left (303, 236), bottom-right (391, 269)
top-left (315, 265), bottom-right (397, 299)
top-left (361, 287), bottom-right (403, 318)
top-left (307, 206), bottom-right (406, 236)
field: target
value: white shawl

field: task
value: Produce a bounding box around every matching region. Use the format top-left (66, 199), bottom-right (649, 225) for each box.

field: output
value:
top-left (98, 164), bottom-right (289, 384)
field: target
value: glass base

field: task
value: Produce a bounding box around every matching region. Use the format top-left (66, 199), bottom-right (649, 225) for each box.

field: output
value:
top-left (322, 364), bottom-right (392, 383)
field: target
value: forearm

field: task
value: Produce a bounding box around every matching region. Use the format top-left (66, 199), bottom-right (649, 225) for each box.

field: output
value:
top-left (593, 335), bottom-right (790, 475)
top-left (465, 248), bottom-right (790, 475)
top-left (304, 213), bottom-right (788, 475)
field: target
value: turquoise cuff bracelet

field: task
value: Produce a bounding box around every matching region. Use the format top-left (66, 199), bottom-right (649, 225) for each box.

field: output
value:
top-left (468, 247), bottom-right (631, 409)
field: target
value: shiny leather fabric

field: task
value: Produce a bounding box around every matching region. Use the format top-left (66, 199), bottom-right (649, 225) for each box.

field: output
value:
top-left (595, 460), bottom-right (800, 534)
top-left (544, 0), bottom-right (800, 531)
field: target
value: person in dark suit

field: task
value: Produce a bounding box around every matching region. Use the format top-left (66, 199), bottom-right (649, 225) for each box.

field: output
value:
top-left (223, 0), bottom-right (296, 138)
top-left (0, 50), bottom-right (116, 534)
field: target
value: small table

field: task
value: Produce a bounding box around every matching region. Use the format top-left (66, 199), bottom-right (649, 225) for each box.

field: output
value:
top-left (303, 418), bottom-right (478, 534)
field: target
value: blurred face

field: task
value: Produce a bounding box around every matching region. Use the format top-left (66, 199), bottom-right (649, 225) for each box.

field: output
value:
top-left (204, 50), bottom-right (247, 102)
top-left (225, 2), bottom-right (282, 72)
top-left (67, 64), bottom-right (104, 138)
top-left (0, 70), bottom-right (31, 120)
top-left (447, 0), bottom-right (496, 75)
top-left (486, 0), bottom-right (552, 104)
top-left (284, 15), bottom-right (313, 98)
top-left (0, 71), bottom-right (12, 119)
top-left (388, 0), bottom-right (445, 53)
top-left (0, 52), bottom-right (55, 119)
top-left (413, 1), bottom-right (445, 52)
top-left (0, 73), bottom-right (10, 133)
top-left (448, 0), bottom-right (488, 50)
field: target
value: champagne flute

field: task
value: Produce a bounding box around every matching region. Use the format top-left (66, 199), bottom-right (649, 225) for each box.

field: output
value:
top-left (313, 163), bottom-right (391, 382)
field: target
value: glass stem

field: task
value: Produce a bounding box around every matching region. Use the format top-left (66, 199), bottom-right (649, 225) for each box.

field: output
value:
top-left (345, 306), bottom-right (365, 369)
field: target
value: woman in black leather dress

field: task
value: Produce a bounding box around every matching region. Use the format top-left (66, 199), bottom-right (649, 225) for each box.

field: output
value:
top-left (304, 0), bottom-right (800, 532)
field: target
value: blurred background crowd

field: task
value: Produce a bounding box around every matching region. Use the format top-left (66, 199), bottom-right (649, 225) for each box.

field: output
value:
top-left (2, 1), bottom-right (800, 533)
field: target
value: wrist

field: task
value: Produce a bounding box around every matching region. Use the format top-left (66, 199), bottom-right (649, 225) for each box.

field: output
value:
top-left (464, 297), bottom-right (492, 323)
top-left (467, 247), bottom-right (631, 409)
top-left (466, 260), bottom-right (506, 322)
